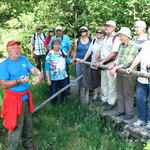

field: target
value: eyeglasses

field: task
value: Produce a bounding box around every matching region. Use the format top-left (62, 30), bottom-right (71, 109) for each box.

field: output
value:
top-left (80, 30), bottom-right (87, 33)
top-left (97, 32), bottom-right (103, 34)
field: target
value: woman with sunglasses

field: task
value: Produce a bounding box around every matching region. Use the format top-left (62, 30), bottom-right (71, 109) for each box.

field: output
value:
top-left (76, 26), bottom-right (105, 101)
top-left (44, 28), bottom-right (55, 54)
top-left (72, 26), bottom-right (91, 92)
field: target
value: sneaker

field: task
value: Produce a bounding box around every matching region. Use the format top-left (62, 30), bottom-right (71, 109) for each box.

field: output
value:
top-left (132, 119), bottom-right (147, 128)
top-left (146, 121), bottom-right (150, 130)
top-left (123, 114), bottom-right (134, 120)
top-left (105, 104), bottom-right (114, 111)
top-left (114, 111), bottom-right (125, 117)
top-left (92, 95), bottom-right (98, 102)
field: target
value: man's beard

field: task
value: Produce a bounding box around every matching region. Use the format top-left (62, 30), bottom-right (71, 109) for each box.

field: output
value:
top-left (37, 31), bottom-right (41, 34)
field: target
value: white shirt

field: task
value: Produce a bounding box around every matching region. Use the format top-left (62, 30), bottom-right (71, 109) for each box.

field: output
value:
top-left (99, 32), bottom-right (121, 60)
top-left (137, 41), bottom-right (150, 84)
top-left (88, 38), bottom-right (100, 69)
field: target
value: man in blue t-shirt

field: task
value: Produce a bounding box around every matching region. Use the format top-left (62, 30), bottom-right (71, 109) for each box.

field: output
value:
top-left (49, 25), bottom-right (72, 94)
top-left (0, 40), bottom-right (42, 150)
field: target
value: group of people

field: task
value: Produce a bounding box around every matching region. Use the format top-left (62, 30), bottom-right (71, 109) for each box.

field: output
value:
top-left (1, 20), bottom-right (150, 149)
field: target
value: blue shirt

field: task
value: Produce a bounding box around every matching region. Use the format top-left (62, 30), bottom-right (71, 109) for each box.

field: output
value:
top-left (76, 40), bottom-right (91, 62)
top-left (45, 50), bottom-right (71, 81)
top-left (49, 35), bottom-right (72, 53)
top-left (0, 56), bottom-right (34, 101)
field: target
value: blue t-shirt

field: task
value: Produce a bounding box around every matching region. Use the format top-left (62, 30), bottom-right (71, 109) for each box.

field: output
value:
top-left (49, 35), bottom-right (72, 54)
top-left (0, 56), bottom-right (34, 101)
top-left (76, 40), bottom-right (91, 62)
top-left (45, 50), bottom-right (71, 81)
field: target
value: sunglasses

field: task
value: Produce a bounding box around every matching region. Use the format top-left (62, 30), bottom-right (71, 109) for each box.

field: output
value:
top-left (97, 32), bottom-right (103, 34)
top-left (80, 30), bottom-right (87, 33)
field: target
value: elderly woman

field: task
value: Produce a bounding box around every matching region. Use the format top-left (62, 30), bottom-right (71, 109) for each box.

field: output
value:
top-left (45, 38), bottom-right (75, 105)
top-left (108, 27), bottom-right (137, 120)
top-left (76, 26), bottom-right (105, 101)
top-left (72, 26), bottom-right (92, 92)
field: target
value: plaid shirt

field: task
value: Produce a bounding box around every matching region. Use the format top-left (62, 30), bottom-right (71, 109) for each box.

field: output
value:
top-left (116, 41), bottom-right (137, 76)
top-left (31, 33), bottom-right (46, 55)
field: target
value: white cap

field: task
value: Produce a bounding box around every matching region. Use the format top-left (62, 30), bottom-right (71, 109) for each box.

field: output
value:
top-left (79, 26), bottom-right (88, 31)
top-left (118, 27), bottom-right (132, 38)
top-left (135, 21), bottom-right (146, 29)
top-left (35, 25), bottom-right (41, 29)
top-left (55, 25), bottom-right (63, 31)
top-left (105, 20), bottom-right (116, 28)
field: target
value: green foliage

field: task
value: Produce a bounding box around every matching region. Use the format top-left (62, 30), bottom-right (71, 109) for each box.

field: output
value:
top-left (144, 140), bottom-right (150, 150)
top-left (0, 0), bottom-right (150, 58)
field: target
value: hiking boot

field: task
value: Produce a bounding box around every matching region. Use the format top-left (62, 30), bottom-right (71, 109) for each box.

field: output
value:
top-left (114, 111), bottom-right (125, 117)
top-left (105, 104), bottom-right (114, 111)
top-left (132, 119), bottom-right (147, 128)
top-left (102, 102), bottom-right (108, 106)
top-left (92, 95), bottom-right (98, 102)
top-left (146, 121), bottom-right (150, 130)
top-left (123, 114), bottom-right (134, 120)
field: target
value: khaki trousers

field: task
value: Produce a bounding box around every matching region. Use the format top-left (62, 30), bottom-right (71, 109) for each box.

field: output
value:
top-left (117, 76), bottom-right (137, 115)
top-left (8, 99), bottom-right (33, 150)
top-left (101, 69), bottom-right (117, 105)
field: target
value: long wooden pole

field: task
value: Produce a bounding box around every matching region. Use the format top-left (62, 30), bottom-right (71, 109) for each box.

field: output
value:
top-left (82, 61), bottom-right (150, 79)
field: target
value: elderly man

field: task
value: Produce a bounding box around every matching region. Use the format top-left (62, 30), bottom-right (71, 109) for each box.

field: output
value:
top-left (31, 25), bottom-right (47, 73)
top-left (49, 25), bottom-right (72, 94)
top-left (127, 41), bottom-right (150, 129)
top-left (91, 20), bottom-right (121, 111)
top-left (108, 27), bottom-right (137, 120)
top-left (0, 40), bottom-right (42, 150)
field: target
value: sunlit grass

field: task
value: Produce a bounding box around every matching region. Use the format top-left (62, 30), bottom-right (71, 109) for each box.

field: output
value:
top-left (0, 75), bottom-right (144, 150)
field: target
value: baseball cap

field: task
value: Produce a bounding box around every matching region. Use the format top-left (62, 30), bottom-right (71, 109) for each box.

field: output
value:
top-left (117, 27), bottom-right (132, 38)
top-left (35, 25), bottom-right (41, 29)
top-left (55, 25), bottom-right (63, 31)
top-left (49, 28), bottom-right (55, 32)
top-left (135, 21), bottom-right (146, 29)
top-left (79, 26), bottom-right (88, 31)
top-left (105, 20), bottom-right (116, 28)
top-left (7, 40), bottom-right (21, 49)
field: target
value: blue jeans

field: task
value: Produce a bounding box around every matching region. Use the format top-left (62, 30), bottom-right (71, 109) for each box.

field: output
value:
top-left (50, 78), bottom-right (68, 105)
top-left (136, 81), bottom-right (150, 122)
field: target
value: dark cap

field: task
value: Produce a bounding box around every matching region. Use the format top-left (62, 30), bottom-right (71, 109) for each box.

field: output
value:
top-left (49, 28), bottom-right (55, 32)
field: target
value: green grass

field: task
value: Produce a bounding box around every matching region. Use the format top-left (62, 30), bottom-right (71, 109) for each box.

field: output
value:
top-left (0, 75), bottom-right (144, 150)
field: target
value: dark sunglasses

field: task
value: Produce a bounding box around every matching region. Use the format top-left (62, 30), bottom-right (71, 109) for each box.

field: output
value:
top-left (97, 31), bottom-right (103, 34)
top-left (80, 30), bottom-right (87, 33)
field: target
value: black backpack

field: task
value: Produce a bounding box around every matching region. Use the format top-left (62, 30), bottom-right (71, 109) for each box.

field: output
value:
top-left (33, 32), bottom-right (47, 42)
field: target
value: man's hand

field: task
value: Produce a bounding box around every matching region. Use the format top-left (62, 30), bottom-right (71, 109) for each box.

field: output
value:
top-left (32, 75), bottom-right (42, 85)
top-left (108, 64), bottom-right (114, 70)
top-left (18, 76), bottom-right (29, 83)
top-left (47, 80), bottom-right (51, 86)
top-left (90, 60), bottom-right (97, 66)
top-left (95, 61), bottom-right (103, 68)
top-left (126, 67), bottom-right (133, 74)
top-left (109, 67), bottom-right (117, 76)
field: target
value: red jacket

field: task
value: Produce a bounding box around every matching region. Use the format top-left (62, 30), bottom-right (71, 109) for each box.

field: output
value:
top-left (1, 88), bottom-right (34, 131)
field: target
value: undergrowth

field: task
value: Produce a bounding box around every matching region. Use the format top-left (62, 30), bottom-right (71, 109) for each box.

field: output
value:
top-left (0, 74), bottom-right (144, 150)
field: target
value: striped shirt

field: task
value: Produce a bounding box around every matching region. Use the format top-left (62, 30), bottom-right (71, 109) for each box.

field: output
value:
top-left (31, 33), bottom-right (46, 55)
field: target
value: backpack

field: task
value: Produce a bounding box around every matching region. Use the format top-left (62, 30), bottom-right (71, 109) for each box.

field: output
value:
top-left (60, 49), bottom-right (68, 71)
top-left (102, 35), bottom-right (118, 44)
top-left (77, 37), bottom-right (92, 47)
top-left (33, 32), bottom-right (47, 42)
